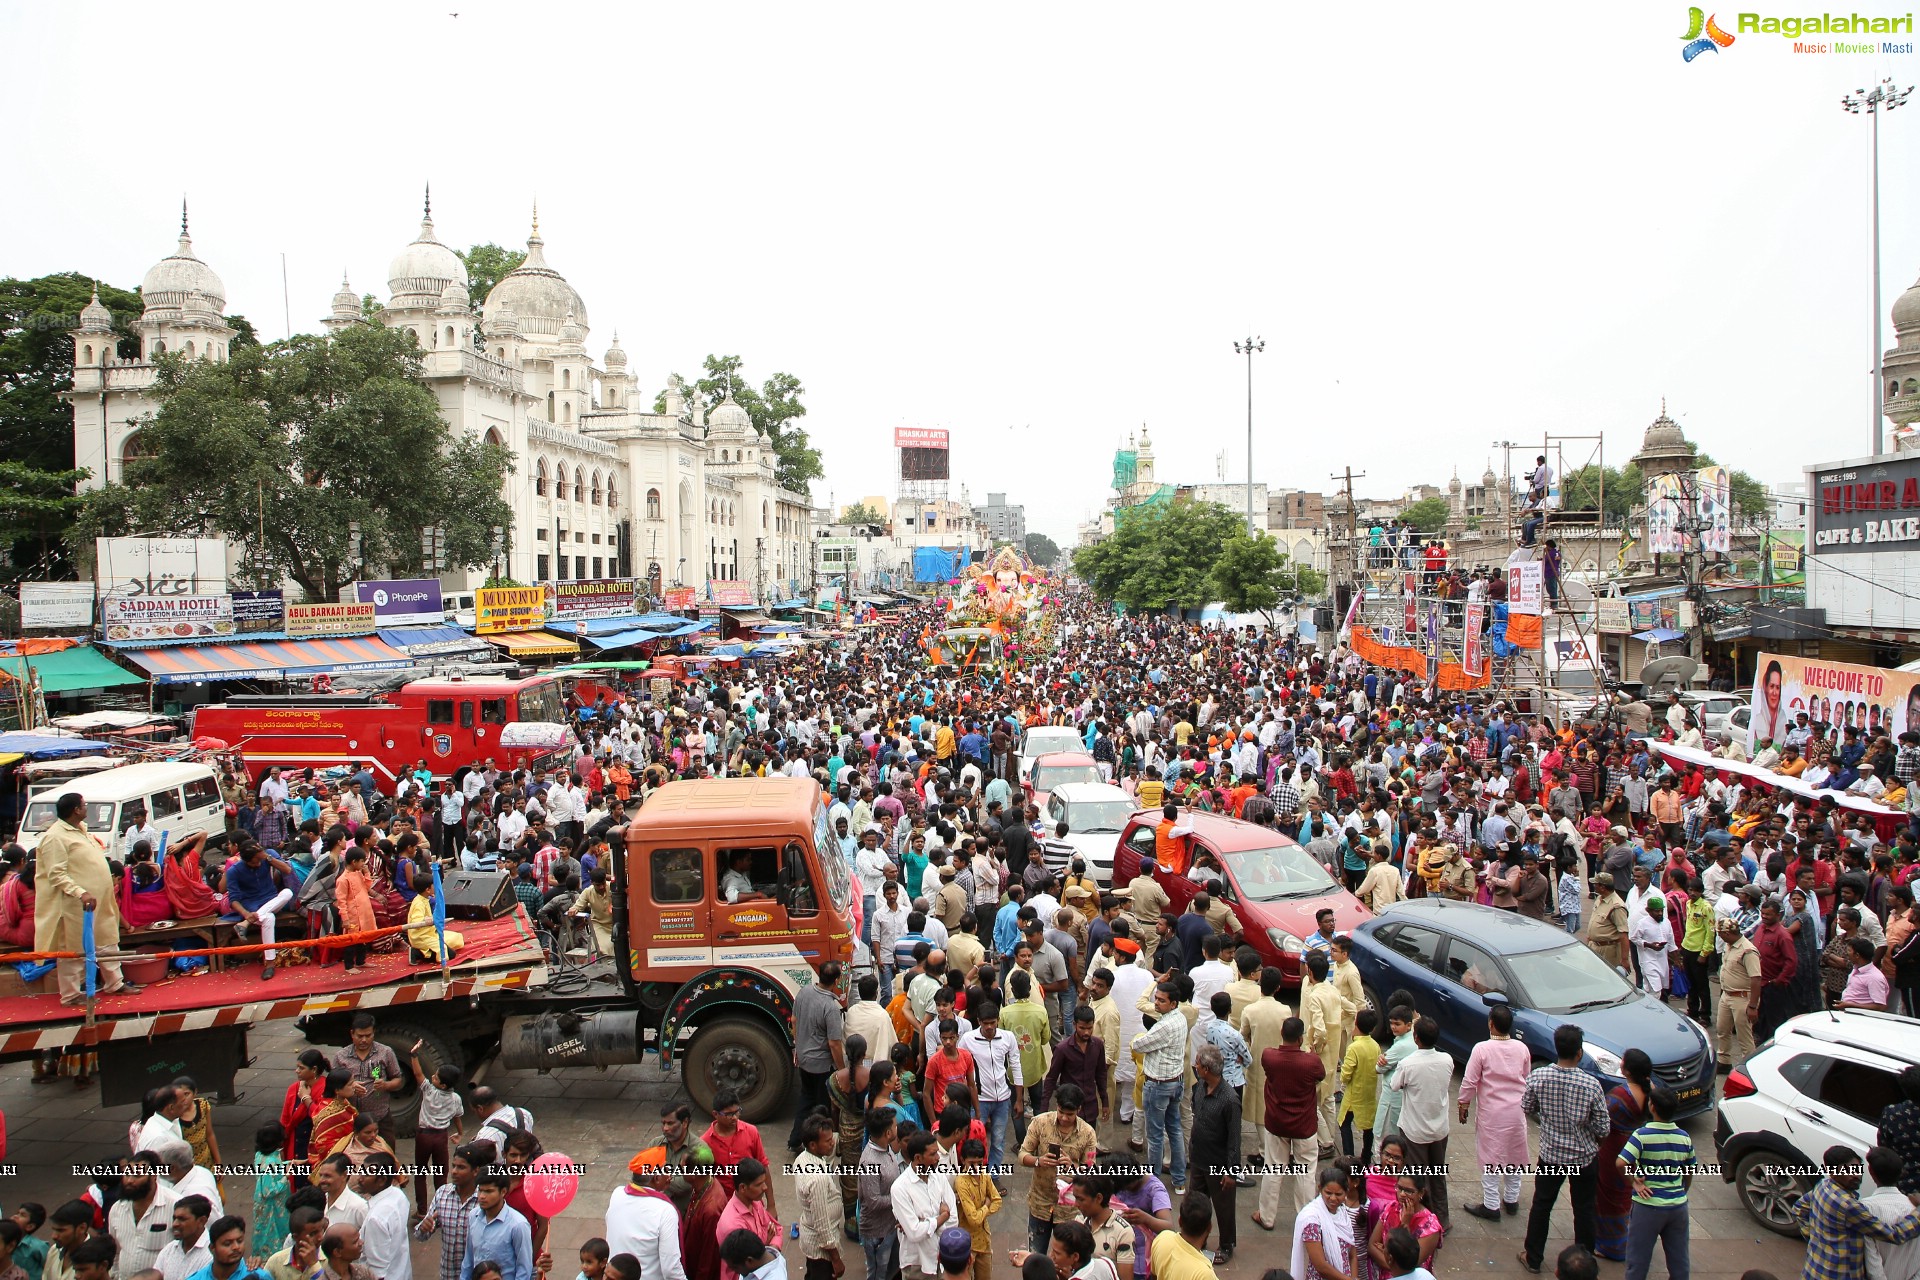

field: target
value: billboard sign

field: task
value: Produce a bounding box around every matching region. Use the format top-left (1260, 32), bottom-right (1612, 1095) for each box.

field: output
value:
top-left (662, 586), bottom-right (696, 611)
top-left (353, 578), bottom-right (444, 623)
top-left (550, 578), bottom-right (637, 618)
top-left (893, 427), bottom-right (950, 449)
top-left (95, 537), bottom-right (228, 599)
top-left (1595, 598), bottom-right (1631, 634)
top-left (1767, 530), bottom-right (1806, 586)
top-left (1507, 562), bottom-right (1544, 616)
top-left (476, 585), bottom-right (545, 635)
top-left (285, 601), bottom-right (376, 638)
top-left (230, 590), bottom-right (285, 633)
top-left (1810, 454), bottom-right (1920, 555)
top-left (1750, 650), bottom-right (1919, 746)
top-left (101, 594), bottom-right (235, 642)
top-left (709, 579), bottom-right (753, 606)
top-left (1463, 603), bottom-right (1486, 676)
top-left (20, 582), bottom-right (94, 630)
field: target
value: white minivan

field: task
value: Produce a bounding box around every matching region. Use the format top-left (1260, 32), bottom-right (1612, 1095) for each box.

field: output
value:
top-left (18, 761), bottom-right (228, 860)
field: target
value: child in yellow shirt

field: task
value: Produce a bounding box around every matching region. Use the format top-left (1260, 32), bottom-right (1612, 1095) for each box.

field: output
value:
top-left (1339, 1007), bottom-right (1381, 1165)
top-left (952, 1137), bottom-right (1001, 1280)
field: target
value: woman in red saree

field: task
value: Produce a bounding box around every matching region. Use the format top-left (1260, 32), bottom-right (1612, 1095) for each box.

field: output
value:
top-left (0, 861), bottom-right (36, 949)
top-left (116, 849), bottom-right (175, 929)
top-left (278, 1048), bottom-right (327, 1184)
top-left (165, 834), bottom-right (224, 920)
top-left (307, 1067), bottom-right (357, 1175)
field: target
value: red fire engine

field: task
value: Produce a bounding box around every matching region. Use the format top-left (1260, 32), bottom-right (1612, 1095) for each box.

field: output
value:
top-left (190, 673), bottom-right (574, 788)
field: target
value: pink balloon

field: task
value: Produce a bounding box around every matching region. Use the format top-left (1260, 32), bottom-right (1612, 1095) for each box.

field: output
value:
top-left (522, 1152), bottom-right (580, 1217)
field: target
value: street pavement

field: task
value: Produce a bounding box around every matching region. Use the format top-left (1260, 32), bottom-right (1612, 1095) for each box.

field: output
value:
top-left (0, 1018), bottom-right (1805, 1280)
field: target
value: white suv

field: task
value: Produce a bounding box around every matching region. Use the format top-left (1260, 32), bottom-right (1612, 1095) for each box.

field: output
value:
top-left (1714, 1009), bottom-right (1920, 1235)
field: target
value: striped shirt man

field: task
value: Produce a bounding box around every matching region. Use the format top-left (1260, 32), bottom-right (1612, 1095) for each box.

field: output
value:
top-left (1619, 1119), bottom-right (1693, 1207)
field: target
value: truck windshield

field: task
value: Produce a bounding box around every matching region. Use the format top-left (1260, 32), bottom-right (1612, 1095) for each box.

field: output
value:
top-left (23, 799), bottom-right (115, 834)
top-left (812, 802), bottom-right (853, 912)
top-left (516, 680), bottom-right (564, 724)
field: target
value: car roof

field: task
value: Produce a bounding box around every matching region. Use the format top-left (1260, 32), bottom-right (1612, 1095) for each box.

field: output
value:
top-left (35, 761), bottom-right (217, 800)
top-left (1033, 752), bottom-right (1097, 767)
top-left (1362, 898), bottom-right (1575, 954)
top-left (1768, 1010), bottom-right (1920, 1067)
top-left (1128, 807), bottom-right (1292, 853)
top-left (1024, 728), bottom-right (1083, 743)
top-left (1052, 782), bottom-right (1132, 803)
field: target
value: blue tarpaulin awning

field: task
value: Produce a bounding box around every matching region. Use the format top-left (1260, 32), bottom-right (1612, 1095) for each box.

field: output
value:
top-left (0, 732), bottom-right (115, 757)
top-left (913, 547), bottom-right (964, 583)
top-left (377, 626), bottom-right (489, 656)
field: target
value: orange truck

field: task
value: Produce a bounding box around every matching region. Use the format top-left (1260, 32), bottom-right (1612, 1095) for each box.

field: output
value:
top-left (0, 777), bottom-right (854, 1126)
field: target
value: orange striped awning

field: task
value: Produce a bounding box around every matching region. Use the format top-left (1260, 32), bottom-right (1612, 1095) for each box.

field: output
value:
top-left (484, 630), bottom-right (579, 658)
top-left (122, 636), bottom-right (413, 684)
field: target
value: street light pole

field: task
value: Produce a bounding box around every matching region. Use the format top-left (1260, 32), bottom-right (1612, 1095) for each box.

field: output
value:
top-left (1234, 336), bottom-right (1264, 535)
top-left (1843, 77), bottom-right (1913, 456)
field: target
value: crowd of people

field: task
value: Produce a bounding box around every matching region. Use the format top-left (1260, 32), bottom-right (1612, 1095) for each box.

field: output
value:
top-left (13, 581), bottom-right (1920, 1280)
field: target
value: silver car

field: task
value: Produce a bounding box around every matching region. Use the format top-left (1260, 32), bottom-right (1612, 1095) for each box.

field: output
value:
top-left (1039, 782), bottom-right (1134, 888)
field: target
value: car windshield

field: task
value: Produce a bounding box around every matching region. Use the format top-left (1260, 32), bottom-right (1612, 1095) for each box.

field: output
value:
top-left (23, 799), bottom-right (115, 833)
top-left (1033, 764), bottom-right (1101, 792)
top-left (1219, 844), bottom-right (1340, 901)
top-left (1024, 731), bottom-right (1082, 756)
top-left (1063, 799), bottom-right (1134, 833)
top-left (1503, 939), bottom-right (1639, 1014)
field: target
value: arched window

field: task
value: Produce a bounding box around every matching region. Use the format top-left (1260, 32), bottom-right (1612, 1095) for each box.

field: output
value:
top-left (607, 389), bottom-right (619, 408)
top-left (573, 473), bottom-right (584, 503)
top-left (646, 488), bottom-right (662, 520)
top-left (536, 458), bottom-right (549, 497)
top-left (607, 482), bottom-right (618, 510)
top-left (591, 471), bottom-right (602, 505)
top-left (562, 369), bottom-right (572, 389)
top-left (151, 339), bottom-right (167, 357)
top-left (184, 340), bottom-right (197, 358)
top-left (496, 346), bottom-right (506, 360)
top-left (562, 403), bottom-right (573, 423)
top-left (120, 431), bottom-right (154, 478)
top-left (81, 344), bottom-right (92, 364)
top-left (555, 464), bottom-right (569, 501)
top-left (446, 326), bottom-right (456, 347)
top-left (763, 500), bottom-right (769, 529)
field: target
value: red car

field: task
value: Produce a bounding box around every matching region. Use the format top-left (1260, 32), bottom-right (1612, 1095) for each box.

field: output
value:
top-left (1110, 808), bottom-right (1372, 986)
top-left (1023, 752), bottom-right (1102, 814)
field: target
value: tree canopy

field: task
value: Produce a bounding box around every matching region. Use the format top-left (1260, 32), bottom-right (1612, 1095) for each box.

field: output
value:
top-left (1562, 448), bottom-right (1767, 525)
top-left (839, 501), bottom-right (886, 526)
top-left (656, 354), bottom-right (822, 495)
top-left (1072, 500), bottom-right (1324, 616)
top-left (1023, 532), bottom-right (1062, 566)
top-left (1399, 495), bottom-right (1451, 533)
top-left (460, 243), bottom-right (525, 311)
top-left (72, 323), bottom-right (514, 602)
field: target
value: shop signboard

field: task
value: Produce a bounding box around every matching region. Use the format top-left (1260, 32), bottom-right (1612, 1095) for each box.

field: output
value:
top-left (476, 585), bottom-right (545, 635)
top-left (550, 578), bottom-right (638, 618)
top-left (101, 594), bottom-right (235, 642)
top-left (286, 601), bottom-right (376, 638)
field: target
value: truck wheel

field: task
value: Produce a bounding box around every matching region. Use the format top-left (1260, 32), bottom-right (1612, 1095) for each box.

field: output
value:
top-left (372, 1021), bottom-right (462, 1140)
top-left (683, 1018), bottom-right (790, 1123)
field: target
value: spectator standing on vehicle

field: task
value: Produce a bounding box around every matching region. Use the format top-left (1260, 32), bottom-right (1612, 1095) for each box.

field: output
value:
top-left (1518, 1025), bottom-right (1610, 1274)
top-left (36, 793), bottom-right (137, 1005)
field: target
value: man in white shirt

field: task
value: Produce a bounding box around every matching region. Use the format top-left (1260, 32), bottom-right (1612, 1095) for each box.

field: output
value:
top-left (890, 1132), bottom-right (957, 1278)
top-left (158, 1141), bottom-right (223, 1218)
top-left (461, 767), bottom-right (487, 805)
top-left (1189, 939), bottom-right (1234, 1011)
top-left (136, 1086), bottom-right (189, 1153)
top-left (314, 1153), bottom-right (367, 1231)
top-left (122, 808), bottom-right (163, 862)
top-left (108, 1157), bottom-right (177, 1277)
top-left (960, 1005), bottom-right (1024, 1172)
top-left (356, 1157), bottom-right (412, 1280)
top-left (603, 1151), bottom-right (683, 1280)
top-left (1386, 1016), bottom-right (1456, 1231)
top-left (152, 1196), bottom-right (211, 1280)
top-left (495, 801), bottom-right (529, 853)
top-left (258, 767), bottom-right (290, 808)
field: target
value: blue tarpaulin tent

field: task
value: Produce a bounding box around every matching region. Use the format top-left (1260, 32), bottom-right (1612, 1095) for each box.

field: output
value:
top-left (913, 547), bottom-right (964, 583)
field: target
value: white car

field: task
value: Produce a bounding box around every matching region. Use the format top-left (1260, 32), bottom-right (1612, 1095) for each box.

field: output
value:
top-left (1715, 1008), bottom-right (1920, 1235)
top-left (1038, 782), bottom-right (1135, 888)
top-left (1018, 726), bottom-right (1086, 782)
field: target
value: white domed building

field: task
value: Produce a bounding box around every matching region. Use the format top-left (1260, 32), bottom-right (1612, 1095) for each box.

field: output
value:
top-left (70, 199), bottom-right (817, 605)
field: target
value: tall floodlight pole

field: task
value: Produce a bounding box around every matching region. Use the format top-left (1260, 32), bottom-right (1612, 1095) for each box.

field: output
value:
top-left (1843, 78), bottom-right (1913, 456)
top-left (1234, 337), bottom-right (1265, 534)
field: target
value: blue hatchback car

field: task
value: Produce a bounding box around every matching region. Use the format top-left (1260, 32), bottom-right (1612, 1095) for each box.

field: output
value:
top-left (1344, 899), bottom-right (1717, 1117)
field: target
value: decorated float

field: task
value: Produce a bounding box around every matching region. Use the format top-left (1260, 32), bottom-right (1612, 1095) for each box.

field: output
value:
top-left (922, 545), bottom-right (1058, 668)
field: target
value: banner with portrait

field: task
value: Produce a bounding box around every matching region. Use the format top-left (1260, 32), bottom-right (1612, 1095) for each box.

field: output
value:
top-left (1749, 650), bottom-right (1919, 747)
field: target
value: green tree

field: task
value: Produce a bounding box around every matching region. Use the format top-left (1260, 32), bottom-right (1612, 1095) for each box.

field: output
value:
top-left (1024, 532), bottom-right (1061, 566)
top-left (226, 314), bottom-right (261, 350)
top-left (656, 355), bottom-right (823, 495)
top-left (1561, 463), bottom-right (1640, 524)
top-left (1400, 495), bottom-right (1452, 532)
top-left (840, 501), bottom-right (886, 526)
top-left (460, 243), bottom-right (526, 308)
top-left (72, 324), bottom-right (514, 602)
top-left (1073, 500), bottom-right (1246, 612)
top-left (0, 461), bottom-right (88, 577)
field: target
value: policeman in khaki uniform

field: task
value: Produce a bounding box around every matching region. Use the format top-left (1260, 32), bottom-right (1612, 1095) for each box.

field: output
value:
top-left (1716, 916), bottom-right (1763, 1070)
top-left (1586, 872), bottom-right (1632, 970)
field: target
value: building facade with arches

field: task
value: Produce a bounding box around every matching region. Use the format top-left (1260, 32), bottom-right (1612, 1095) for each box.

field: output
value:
top-left (67, 201), bottom-right (815, 600)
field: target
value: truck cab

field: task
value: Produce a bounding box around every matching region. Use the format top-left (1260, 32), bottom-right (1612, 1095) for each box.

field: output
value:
top-left (616, 777), bottom-right (855, 1115)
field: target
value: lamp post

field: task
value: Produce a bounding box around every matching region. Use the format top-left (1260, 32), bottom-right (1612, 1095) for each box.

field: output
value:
top-left (1234, 337), bottom-right (1264, 535)
top-left (1843, 77), bottom-right (1913, 456)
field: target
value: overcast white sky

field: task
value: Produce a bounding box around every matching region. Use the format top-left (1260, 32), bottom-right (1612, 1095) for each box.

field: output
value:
top-left (6, 2), bottom-right (1917, 542)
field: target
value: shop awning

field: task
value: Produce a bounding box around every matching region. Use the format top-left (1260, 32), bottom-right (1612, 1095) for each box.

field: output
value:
top-left (0, 646), bottom-right (145, 694)
top-left (1631, 628), bottom-right (1686, 643)
top-left (377, 625), bottom-right (490, 656)
top-left (123, 636), bottom-right (414, 684)
top-left (485, 631), bottom-right (580, 658)
top-left (562, 627), bottom-right (667, 650)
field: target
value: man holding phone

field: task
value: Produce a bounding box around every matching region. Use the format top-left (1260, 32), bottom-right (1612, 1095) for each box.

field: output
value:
top-left (1017, 1082), bottom-right (1096, 1258)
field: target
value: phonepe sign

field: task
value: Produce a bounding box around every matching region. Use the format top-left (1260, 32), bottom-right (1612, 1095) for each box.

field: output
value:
top-left (353, 578), bottom-right (445, 623)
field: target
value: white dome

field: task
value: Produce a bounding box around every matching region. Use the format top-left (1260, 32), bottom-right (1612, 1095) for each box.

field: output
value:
top-left (604, 331), bottom-right (628, 368)
top-left (388, 216), bottom-right (465, 308)
top-left (1895, 276), bottom-right (1920, 336)
top-left (142, 209), bottom-right (226, 320)
top-left (438, 279), bottom-right (471, 312)
top-left (482, 212), bottom-right (586, 339)
top-left (709, 395), bottom-right (754, 434)
top-left (78, 284), bottom-right (114, 333)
